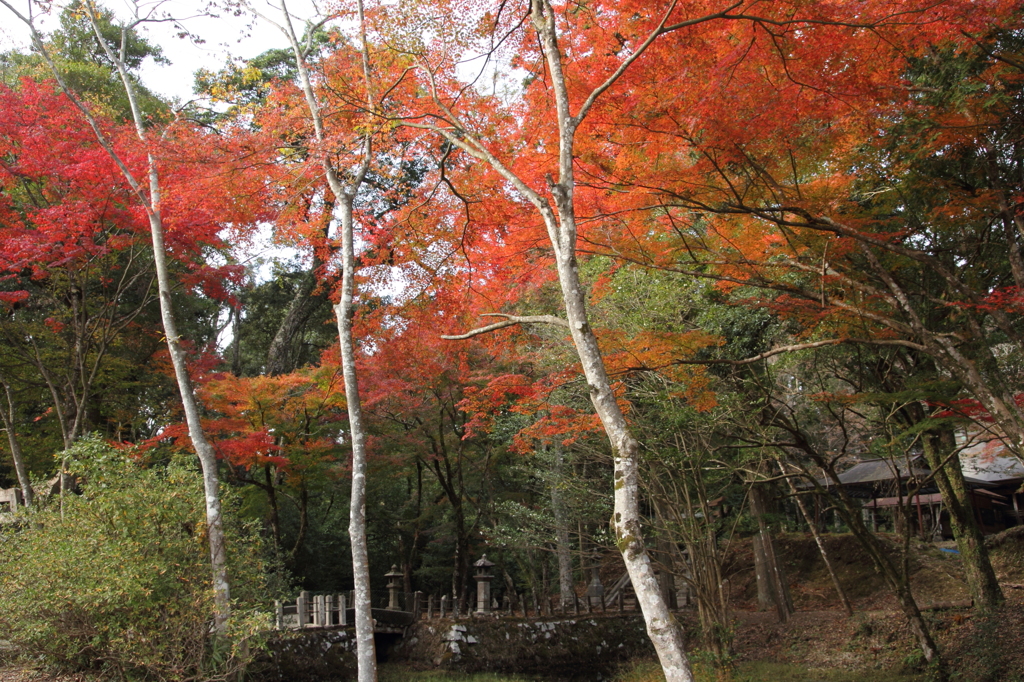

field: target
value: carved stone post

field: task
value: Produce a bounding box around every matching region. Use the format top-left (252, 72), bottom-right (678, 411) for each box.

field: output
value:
top-left (473, 554), bottom-right (496, 614)
top-left (297, 591), bottom-right (310, 627)
top-left (587, 567), bottom-right (604, 610)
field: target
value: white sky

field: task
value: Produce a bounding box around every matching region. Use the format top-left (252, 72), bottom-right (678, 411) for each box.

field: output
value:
top-left (0, 0), bottom-right (322, 103)
top-left (1, 0), bottom-right (333, 284)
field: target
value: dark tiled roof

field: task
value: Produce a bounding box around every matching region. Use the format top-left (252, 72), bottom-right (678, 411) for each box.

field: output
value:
top-left (824, 458), bottom-right (931, 486)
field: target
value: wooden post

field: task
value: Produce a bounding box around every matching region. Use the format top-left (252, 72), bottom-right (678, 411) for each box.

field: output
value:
top-left (428, 594), bottom-right (435, 620)
top-left (339, 593), bottom-right (348, 626)
top-left (573, 593), bottom-right (579, 615)
top-left (413, 591), bottom-right (423, 621)
top-left (440, 594), bottom-right (448, 619)
top-left (274, 600), bottom-right (283, 630)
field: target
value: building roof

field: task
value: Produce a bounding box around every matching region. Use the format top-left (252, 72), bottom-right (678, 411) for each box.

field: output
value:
top-left (822, 458), bottom-right (932, 487)
top-left (958, 436), bottom-right (1024, 483)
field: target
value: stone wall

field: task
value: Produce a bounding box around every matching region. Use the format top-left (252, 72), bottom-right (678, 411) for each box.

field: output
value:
top-left (250, 628), bottom-right (357, 682)
top-left (389, 615), bottom-right (655, 678)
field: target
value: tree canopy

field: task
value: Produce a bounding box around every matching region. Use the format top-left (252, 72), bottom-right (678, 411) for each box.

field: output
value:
top-left (1, 1), bottom-right (1024, 680)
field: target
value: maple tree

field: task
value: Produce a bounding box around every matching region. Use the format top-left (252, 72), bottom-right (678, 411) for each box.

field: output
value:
top-left (576, 10), bottom-right (1024, 639)
top-left (2, 0), bottom-right (1024, 677)
top-left (228, 0), bottom-right (428, 674)
top-left (0, 79), bottom-right (155, 445)
top-left (151, 365), bottom-right (348, 564)
top-left (572, 4), bottom-right (1024, 458)
top-left (0, 0), bottom-right (275, 630)
top-left (356, 1), bottom-right (1024, 675)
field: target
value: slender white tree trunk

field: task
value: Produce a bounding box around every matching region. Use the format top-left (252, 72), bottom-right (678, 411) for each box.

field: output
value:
top-left (270, 1), bottom-right (377, 677)
top-left (0, 376), bottom-right (33, 506)
top-left (415, 1), bottom-right (696, 674)
top-left (552, 238), bottom-right (693, 681)
top-left (146, 197), bottom-right (232, 629)
top-left (533, 2), bottom-right (693, 675)
top-left (334, 196), bottom-right (377, 681)
top-left (90, 10), bottom-right (232, 630)
top-left (0, 1), bottom-right (234, 627)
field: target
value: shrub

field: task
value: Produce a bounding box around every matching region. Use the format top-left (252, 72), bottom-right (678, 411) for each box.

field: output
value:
top-left (0, 435), bottom-right (282, 681)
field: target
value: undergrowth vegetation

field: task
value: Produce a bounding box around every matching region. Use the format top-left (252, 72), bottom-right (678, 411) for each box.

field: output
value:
top-left (0, 436), bottom-right (285, 681)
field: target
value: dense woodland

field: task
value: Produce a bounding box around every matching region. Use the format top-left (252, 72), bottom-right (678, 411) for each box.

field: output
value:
top-left (1, 0), bottom-right (1024, 680)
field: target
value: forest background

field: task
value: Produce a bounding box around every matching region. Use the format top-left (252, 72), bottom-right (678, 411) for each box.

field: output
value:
top-left (1, 0), bottom-right (1024, 680)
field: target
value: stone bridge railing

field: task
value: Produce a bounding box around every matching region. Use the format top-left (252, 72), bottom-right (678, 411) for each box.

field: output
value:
top-left (274, 556), bottom-right (650, 632)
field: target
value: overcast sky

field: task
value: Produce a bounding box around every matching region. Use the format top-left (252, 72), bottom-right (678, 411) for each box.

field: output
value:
top-left (0, 0), bottom-right (322, 102)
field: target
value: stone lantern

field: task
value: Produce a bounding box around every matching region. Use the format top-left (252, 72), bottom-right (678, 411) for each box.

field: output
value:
top-left (586, 567), bottom-right (604, 607)
top-left (385, 564), bottom-right (403, 610)
top-left (473, 554), bottom-right (496, 614)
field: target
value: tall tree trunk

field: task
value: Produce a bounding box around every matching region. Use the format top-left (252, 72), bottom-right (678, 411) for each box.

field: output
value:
top-left (6, 4), bottom-right (234, 628)
top-left (921, 432), bottom-right (1003, 609)
top-left (550, 445), bottom-right (575, 607)
top-left (749, 482), bottom-right (793, 622)
top-left (328, 126), bottom-right (376, 682)
top-left (426, 2), bottom-right (695, 675)
top-left (536, 4), bottom-right (690, 675)
top-left (271, 0), bottom-right (377, 676)
top-left (0, 375), bottom-right (32, 506)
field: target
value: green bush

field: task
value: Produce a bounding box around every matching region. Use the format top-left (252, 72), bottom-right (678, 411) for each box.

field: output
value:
top-left (0, 435), bottom-right (282, 681)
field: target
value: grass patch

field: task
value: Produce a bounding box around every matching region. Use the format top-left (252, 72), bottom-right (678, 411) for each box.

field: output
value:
top-left (378, 664), bottom-right (539, 681)
top-left (378, 660), bottom-right (926, 682)
top-left (729, 662), bottom-right (924, 682)
top-left (611, 659), bottom-right (925, 682)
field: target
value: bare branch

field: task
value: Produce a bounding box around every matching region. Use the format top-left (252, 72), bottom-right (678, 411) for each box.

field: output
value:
top-left (441, 313), bottom-right (570, 340)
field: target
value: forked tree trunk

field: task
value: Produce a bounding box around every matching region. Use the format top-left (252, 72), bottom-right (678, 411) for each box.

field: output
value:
top-left (422, 1), bottom-right (695, 676)
top-left (272, 0), bottom-right (377, 677)
top-left (534, 4), bottom-right (692, 676)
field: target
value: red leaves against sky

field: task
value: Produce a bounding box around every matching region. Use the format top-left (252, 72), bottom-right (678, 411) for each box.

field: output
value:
top-left (0, 79), bottom-right (266, 305)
